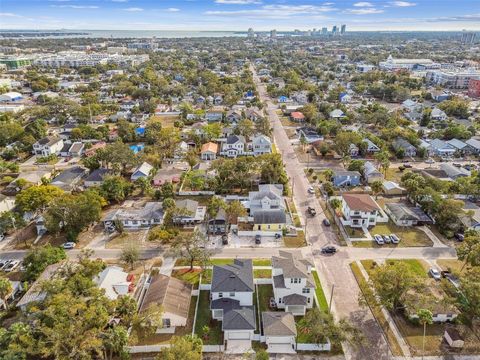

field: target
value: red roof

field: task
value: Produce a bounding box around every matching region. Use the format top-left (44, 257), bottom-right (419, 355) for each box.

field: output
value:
top-left (291, 112), bottom-right (305, 119)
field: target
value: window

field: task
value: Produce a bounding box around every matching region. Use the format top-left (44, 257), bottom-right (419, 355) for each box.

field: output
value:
top-left (290, 278), bottom-right (294, 283)
top-left (307, 297), bottom-right (311, 303)
top-left (229, 292), bottom-right (235, 297)
top-left (293, 278), bottom-right (299, 284)
top-left (218, 293), bottom-right (223, 298)
top-left (302, 288), bottom-right (310, 294)
top-left (162, 319), bottom-right (171, 328)
top-left (278, 298), bottom-right (282, 303)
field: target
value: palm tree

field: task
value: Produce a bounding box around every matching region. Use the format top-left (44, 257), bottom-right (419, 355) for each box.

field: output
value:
top-left (0, 277), bottom-right (12, 310)
top-left (371, 180), bottom-right (383, 199)
top-left (417, 308), bottom-right (433, 360)
top-left (300, 136), bottom-right (308, 152)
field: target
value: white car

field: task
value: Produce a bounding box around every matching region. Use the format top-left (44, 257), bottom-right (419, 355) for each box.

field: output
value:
top-left (425, 158), bottom-right (435, 164)
top-left (3, 260), bottom-right (20, 272)
top-left (62, 242), bottom-right (76, 249)
top-left (429, 268), bottom-right (441, 281)
top-left (390, 234), bottom-right (400, 244)
top-left (374, 234), bottom-right (384, 245)
top-left (307, 186), bottom-right (315, 194)
top-left (0, 259), bottom-right (10, 271)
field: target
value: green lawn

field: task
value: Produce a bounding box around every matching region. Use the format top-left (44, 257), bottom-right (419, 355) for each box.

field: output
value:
top-left (194, 291), bottom-right (223, 345)
top-left (284, 231), bottom-right (307, 248)
top-left (369, 222), bottom-right (433, 247)
top-left (200, 269), bottom-right (212, 284)
top-left (171, 269), bottom-right (201, 289)
top-left (361, 259), bottom-right (428, 278)
top-left (311, 271), bottom-right (328, 312)
top-left (257, 284), bottom-right (275, 313)
top-left (345, 227), bottom-right (366, 238)
top-left (254, 269), bottom-right (272, 279)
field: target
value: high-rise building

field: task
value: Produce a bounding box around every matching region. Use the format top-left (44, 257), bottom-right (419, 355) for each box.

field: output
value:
top-left (341, 24), bottom-right (346, 35)
top-left (270, 29), bottom-right (277, 38)
top-left (332, 25), bottom-right (338, 35)
top-left (247, 28), bottom-right (255, 38)
top-left (321, 27), bottom-right (328, 35)
top-left (461, 30), bottom-right (476, 45)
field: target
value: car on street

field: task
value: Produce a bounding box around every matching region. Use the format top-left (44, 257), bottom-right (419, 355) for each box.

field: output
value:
top-left (307, 206), bottom-right (316, 216)
top-left (4, 260), bottom-right (20, 272)
top-left (255, 234), bottom-right (261, 244)
top-left (274, 233), bottom-right (281, 239)
top-left (454, 233), bottom-right (464, 241)
top-left (221, 234), bottom-right (228, 245)
top-left (425, 158), bottom-right (435, 164)
top-left (429, 267), bottom-right (441, 281)
top-left (0, 259), bottom-right (10, 271)
top-left (307, 186), bottom-right (315, 194)
top-left (62, 242), bottom-right (76, 249)
top-left (390, 233), bottom-right (400, 244)
top-left (374, 234), bottom-right (384, 245)
top-left (322, 218), bottom-right (331, 226)
top-left (382, 235), bottom-right (391, 243)
top-left (321, 246), bottom-right (337, 254)
top-left (269, 297), bottom-right (277, 309)
top-left (403, 163), bottom-right (412, 168)
top-left (453, 163), bottom-right (462, 168)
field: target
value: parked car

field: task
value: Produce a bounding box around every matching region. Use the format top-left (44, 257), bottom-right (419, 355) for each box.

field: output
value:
top-left (382, 235), bottom-right (391, 244)
top-left (307, 206), bottom-right (316, 216)
top-left (269, 297), bottom-right (277, 309)
top-left (425, 158), bottom-right (435, 164)
top-left (403, 163), bottom-right (413, 168)
top-left (221, 234), bottom-right (228, 245)
top-left (321, 246), bottom-right (337, 254)
top-left (429, 267), bottom-right (441, 281)
top-left (255, 234), bottom-right (261, 244)
top-left (441, 270), bottom-right (460, 289)
top-left (62, 242), bottom-right (76, 249)
top-left (307, 186), bottom-right (315, 194)
top-left (0, 259), bottom-right (10, 271)
top-left (374, 234), bottom-right (384, 245)
top-left (0, 233), bottom-right (4, 242)
top-left (454, 233), bottom-right (464, 242)
top-left (390, 234), bottom-right (400, 244)
top-left (274, 233), bottom-right (281, 239)
top-left (4, 260), bottom-right (20, 272)
top-left (322, 219), bottom-right (331, 226)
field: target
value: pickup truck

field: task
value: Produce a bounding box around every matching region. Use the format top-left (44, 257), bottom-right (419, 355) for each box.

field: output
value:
top-left (307, 206), bottom-right (316, 216)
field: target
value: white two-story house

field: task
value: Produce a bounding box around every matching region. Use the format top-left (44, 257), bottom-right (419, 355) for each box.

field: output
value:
top-left (251, 135), bottom-right (272, 156)
top-left (272, 251), bottom-right (315, 315)
top-left (32, 136), bottom-right (64, 156)
top-left (220, 135), bottom-right (246, 158)
top-left (340, 193), bottom-right (386, 228)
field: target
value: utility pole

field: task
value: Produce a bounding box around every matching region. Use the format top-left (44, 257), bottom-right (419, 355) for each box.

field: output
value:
top-left (328, 284), bottom-right (335, 313)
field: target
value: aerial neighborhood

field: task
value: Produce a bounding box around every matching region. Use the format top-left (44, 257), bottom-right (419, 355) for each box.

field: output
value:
top-left (0, 23), bottom-right (479, 360)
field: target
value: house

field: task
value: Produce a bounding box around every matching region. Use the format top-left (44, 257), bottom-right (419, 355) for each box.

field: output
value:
top-left (210, 260), bottom-right (255, 346)
top-left (221, 135), bottom-right (246, 158)
top-left (208, 208), bottom-right (227, 234)
top-left (402, 99), bottom-right (421, 112)
top-left (384, 203), bottom-right (432, 226)
top-left (440, 163), bottom-right (471, 179)
top-left (33, 136), bottom-right (64, 156)
top-left (51, 166), bottom-right (87, 191)
top-left (205, 111), bottom-right (223, 122)
top-left (0, 280), bottom-right (22, 309)
top-left (248, 184), bottom-right (285, 216)
top-left (139, 274), bottom-right (192, 332)
top-left (429, 139), bottom-right (456, 158)
top-left (271, 250), bottom-right (314, 315)
top-left (349, 143), bottom-right (359, 157)
top-left (332, 170), bottom-right (361, 187)
top-left (84, 168), bottom-right (111, 188)
top-left (68, 142), bottom-right (84, 157)
top-left (362, 138), bottom-right (380, 153)
top-left (226, 110), bottom-right (242, 123)
top-left (419, 139), bottom-right (434, 157)
top-left (173, 199), bottom-right (206, 225)
top-left (363, 161), bottom-right (383, 184)
top-left (251, 135), bottom-right (272, 156)
top-left (392, 138), bottom-right (417, 157)
top-left (446, 139), bottom-right (469, 155)
top-left (245, 108), bottom-right (263, 121)
top-left (460, 201), bottom-right (480, 231)
top-left (444, 328), bottom-right (464, 349)
top-left (103, 202), bottom-right (164, 230)
top-left (340, 193), bottom-right (384, 228)
top-left (290, 111), bottom-right (305, 122)
top-left (200, 142), bottom-right (218, 161)
top-left (296, 127), bottom-right (323, 143)
top-left (339, 93), bottom-right (352, 103)
top-left (405, 110), bottom-right (423, 122)
top-left (253, 210), bottom-right (286, 232)
top-left (329, 109), bottom-right (345, 119)
top-left (465, 138), bottom-right (480, 154)
top-left (94, 266), bottom-right (133, 300)
top-left (382, 181), bottom-right (406, 196)
top-left (431, 108), bottom-right (448, 121)
top-left (262, 312), bottom-right (297, 354)
top-left (131, 162), bottom-right (153, 181)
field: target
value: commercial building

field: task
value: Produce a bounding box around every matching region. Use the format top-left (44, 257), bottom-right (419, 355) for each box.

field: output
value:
top-left (0, 56), bottom-right (33, 69)
top-left (34, 52), bottom-right (149, 68)
top-left (426, 68), bottom-right (480, 89)
top-left (379, 55), bottom-right (439, 71)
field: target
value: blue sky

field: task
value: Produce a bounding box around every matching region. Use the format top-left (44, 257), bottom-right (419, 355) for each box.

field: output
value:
top-left (0, 0), bottom-right (479, 31)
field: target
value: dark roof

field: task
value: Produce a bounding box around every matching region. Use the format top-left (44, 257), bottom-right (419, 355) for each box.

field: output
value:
top-left (85, 168), bottom-right (110, 182)
top-left (283, 293), bottom-right (307, 306)
top-left (226, 135), bottom-right (245, 145)
top-left (273, 274), bottom-right (286, 288)
top-left (385, 203), bottom-right (431, 222)
top-left (262, 312), bottom-right (297, 337)
top-left (37, 136), bottom-right (61, 146)
top-left (52, 166), bottom-right (86, 184)
top-left (211, 297), bottom-right (241, 311)
top-left (253, 209), bottom-right (286, 224)
top-left (211, 259), bottom-right (254, 293)
top-left (223, 308), bottom-right (255, 331)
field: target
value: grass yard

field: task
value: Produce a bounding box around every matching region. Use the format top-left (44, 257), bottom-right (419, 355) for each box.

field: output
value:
top-left (437, 259), bottom-right (465, 275)
top-left (312, 271), bottom-right (328, 312)
top-left (148, 115), bottom-right (178, 128)
top-left (385, 167), bottom-right (404, 183)
top-left (284, 230), bottom-right (307, 248)
top-left (345, 227), bottom-right (366, 239)
top-left (254, 269), bottom-right (272, 278)
top-left (361, 259), bottom-right (428, 278)
top-left (200, 269), bottom-right (212, 284)
top-left (350, 262), bottom-right (404, 357)
top-left (280, 116), bottom-right (301, 128)
top-left (368, 222), bottom-right (433, 247)
top-left (171, 269), bottom-right (201, 289)
top-left (194, 291), bottom-right (223, 345)
top-left (257, 284), bottom-right (275, 313)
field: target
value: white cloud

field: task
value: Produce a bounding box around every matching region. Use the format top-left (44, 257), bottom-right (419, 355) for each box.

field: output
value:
top-left (205, 4), bottom-right (336, 19)
top-left (0, 12), bottom-right (22, 17)
top-left (166, 8), bottom-right (180, 12)
top-left (345, 7), bottom-right (384, 14)
top-left (51, 5), bottom-right (99, 9)
top-left (215, 0), bottom-right (262, 4)
top-left (353, 2), bottom-right (373, 7)
top-left (112, 0), bottom-right (128, 2)
top-left (389, 1), bottom-right (416, 6)
top-left (123, 7), bottom-right (144, 11)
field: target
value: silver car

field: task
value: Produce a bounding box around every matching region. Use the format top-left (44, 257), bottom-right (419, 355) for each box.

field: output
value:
top-left (429, 268), bottom-right (441, 281)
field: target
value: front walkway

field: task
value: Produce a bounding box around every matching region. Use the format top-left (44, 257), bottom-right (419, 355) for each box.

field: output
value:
top-left (225, 340), bottom-right (253, 354)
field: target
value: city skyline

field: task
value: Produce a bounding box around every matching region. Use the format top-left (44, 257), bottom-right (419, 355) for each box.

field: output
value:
top-left (0, 0), bottom-right (479, 32)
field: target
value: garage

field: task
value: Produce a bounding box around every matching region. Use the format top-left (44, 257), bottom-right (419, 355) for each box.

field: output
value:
top-left (267, 343), bottom-right (296, 354)
top-left (227, 331), bottom-right (251, 340)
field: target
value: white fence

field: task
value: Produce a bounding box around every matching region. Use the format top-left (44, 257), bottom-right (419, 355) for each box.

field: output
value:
top-left (237, 230), bottom-right (282, 238)
top-left (178, 190), bottom-right (215, 196)
top-left (296, 342), bottom-right (331, 351)
top-left (199, 284), bottom-right (211, 290)
top-left (128, 344), bottom-right (169, 353)
top-left (192, 289), bottom-right (200, 296)
top-left (254, 278), bottom-right (273, 285)
top-left (203, 345), bottom-right (224, 352)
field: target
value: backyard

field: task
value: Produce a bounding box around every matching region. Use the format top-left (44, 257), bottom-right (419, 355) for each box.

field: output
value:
top-left (194, 291), bottom-right (223, 345)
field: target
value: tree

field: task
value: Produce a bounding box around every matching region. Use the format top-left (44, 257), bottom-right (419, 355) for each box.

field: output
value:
top-left (369, 261), bottom-right (420, 311)
top-left (135, 176), bottom-right (152, 196)
top-left (348, 160), bottom-right (364, 173)
top-left (457, 231), bottom-right (480, 270)
top-left (370, 180), bottom-right (383, 199)
top-left (0, 322), bottom-right (35, 359)
top-left (22, 244), bottom-right (67, 282)
top-left (416, 309), bottom-right (433, 360)
top-left (374, 151), bottom-right (390, 177)
top-left (334, 132), bottom-right (361, 166)
top-left (171, 231), bottom-right (211, 271)
top-left (323, 169), bottom-right (334, 182)
top-left (0, 277), bottom-right (12, 310)
top-left (225, 200), bottom-right (246, 225)
top-left (255, 349), bottom-right (269, 360)
top-left (100, 176), bottom-right (132, 203)
top-left (185, 149), bottom-right (199, 170)
top-left (300, 136), bottom-right (308, 152)
top-left (255, 116), bottom-right (271, 137)
top-left (435, 199), bottom-right (464, 237)
top-left (157, 335), bottom-right (202, 360)
top-left (235, 119), bottom-right (255, 140)
top-left (455, 267), bottom-right (480, 325)
top-left (15, 185), bottom-right (64, 213)
top-left (120, 241), bottom-right (140, 270)
top-left (0, 211), bottom-right (25, 235)
top-left (102, 326), bottom-right (129, 360)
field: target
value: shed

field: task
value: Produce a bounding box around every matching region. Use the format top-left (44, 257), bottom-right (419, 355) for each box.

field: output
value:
top-left (444, 328), bottom-right (464, 348)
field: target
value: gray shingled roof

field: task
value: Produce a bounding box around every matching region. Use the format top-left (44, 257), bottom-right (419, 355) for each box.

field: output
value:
top-left (211, 297), bottom-right (241, 311)
top-left (272, 250), bottom-right (314, 287)
top-left (223, 308), bottom-right (255, 331)
top-left (262, 312), bottom-right (297, 337)
top-left (283, 293), bottom-right (307, 306)
top-left (211, 259), bottom-right (254, 292)
top-left (253, 209), bottom-right (286, 224)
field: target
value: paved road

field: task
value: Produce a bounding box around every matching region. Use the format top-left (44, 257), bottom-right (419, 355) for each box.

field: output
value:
top-left (251, 65), bottom-right (392, 360)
